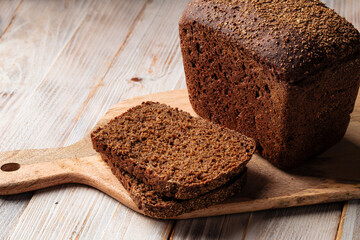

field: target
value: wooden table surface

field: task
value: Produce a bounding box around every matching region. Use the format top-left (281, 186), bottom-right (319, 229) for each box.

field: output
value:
top-left (0, 0), bottom-right (359, 239)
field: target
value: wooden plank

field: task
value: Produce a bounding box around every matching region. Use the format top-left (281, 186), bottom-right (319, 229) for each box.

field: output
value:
top-left (218, 214), bottom-right (251, 240)
top-left (244, 203), bottom-right (342, 240)
top-left (2, 89), bottom-right (360, 219)
top-left (0, 0), bottom-right (156, 151)
top-left (1, 0), bottom-right (358, 240)
top-left (101, 207), bottom-right (173, 240)
top-left (6, 0), bottom-right (189, 238)
top-left (7, 185), bottom-right (116, 239)
top-left (172, 0), bottom-right (360, 239)
top-left (4, 0), bottom-right (181, 239)
top-left (0, 0), bottom-right (147, 238)
top-left (322, 0), bottom-right (360, 29)
top-left (172, 216), bottom-right (227, 240)
top-left (63, 0), bottom-right (189, 238)
top-left (171, 214), bottom-right (250, 240)
top-left (0, 0), bottom-right (21, 37)
top-left (322, 2), bottom-right (360, 240)
top-left (0, 0), bottom-right (92, 151)
top-left (0, 1), bottom-right (92, 239)
top-left (0, 192), bottom-right (32, 238)
top-left (64, 0), bottom-right (190, 145)
top-left (338, 200), bottom-right (360, 240)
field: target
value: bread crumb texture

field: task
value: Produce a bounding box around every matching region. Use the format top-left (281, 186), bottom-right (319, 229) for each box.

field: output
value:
top-left (91, 101), bottom-right (255, 199)
top-left (105, 156), bottom-right (247, 219)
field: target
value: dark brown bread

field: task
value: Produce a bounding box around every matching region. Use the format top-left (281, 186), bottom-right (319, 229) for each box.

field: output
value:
top-left (179, 0), bottom-right (360, 168)
top-left (104, 154), bottom-right (247, 219)
top-left (91, 101), bottom-right (255, 199)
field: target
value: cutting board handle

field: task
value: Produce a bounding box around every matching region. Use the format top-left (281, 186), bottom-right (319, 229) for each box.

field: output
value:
top-left (0, 155), bottom-right (74, 194)
top-left (0, 139), bottom-right (138, 212)
top-left (0, 139), bottom-right (101, 195)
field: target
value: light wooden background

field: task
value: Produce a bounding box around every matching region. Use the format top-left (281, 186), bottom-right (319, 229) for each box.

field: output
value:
top-left (0, 0), bottom-right (359, 239)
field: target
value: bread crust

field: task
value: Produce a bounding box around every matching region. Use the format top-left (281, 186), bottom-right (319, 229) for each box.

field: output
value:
top-left (104, 154), bottom-right (247, 219)
top-left (91, 102), bottom-right (255, 198)
top-left (179, 0), bottom-right (360, 168)
top-left (179, 0), bottom-right (360, 83)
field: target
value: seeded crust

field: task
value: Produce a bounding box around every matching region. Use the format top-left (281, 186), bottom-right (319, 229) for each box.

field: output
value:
top-left (179, 0), bottom-right (360, 168)
top-left (91, 101), bottom-right (255, 199)
top-left (180, 0), bottom-right (360, 83)
top-left (104, 155), bottom-right (247, 219)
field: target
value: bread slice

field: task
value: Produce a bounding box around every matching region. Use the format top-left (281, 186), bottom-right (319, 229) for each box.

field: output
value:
top-left (91, 101), bottom-right (255, 199)
top-left (104, 154), bottom-right (247, 219)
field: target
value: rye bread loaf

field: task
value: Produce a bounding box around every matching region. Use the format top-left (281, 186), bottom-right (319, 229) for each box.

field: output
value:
top-left (179, 0), bottom-right (360, 168)
top-left (91, 101), bottom-right (255, 199)
top-left (104, 154), bottom-right (247, 219)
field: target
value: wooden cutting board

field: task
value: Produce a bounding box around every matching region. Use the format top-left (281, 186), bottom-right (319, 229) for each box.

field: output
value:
top-left (0, 89), bottom-right (359, 219)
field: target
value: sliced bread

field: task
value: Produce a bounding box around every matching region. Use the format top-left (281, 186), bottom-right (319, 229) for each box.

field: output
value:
top-left (104, 154), bottom-right (247, 219)
top-left (91, 101), bottom-right (255, 199)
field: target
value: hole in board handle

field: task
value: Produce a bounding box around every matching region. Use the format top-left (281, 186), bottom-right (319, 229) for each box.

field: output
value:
top-left (1, 163), bottom-right (20, 172)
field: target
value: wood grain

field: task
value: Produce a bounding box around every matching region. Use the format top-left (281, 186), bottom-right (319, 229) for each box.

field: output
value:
top-left (244, 203), bottom-right (343, 240)
top-left (1, 0), bottom-right (189, 239)
top-left (171, 213), bottom-right (250, 240)
top-left (173, 0), bottom-right (360, 238)
top-left (338, 200), bottom-right (360, 240)
top-left (100, 207), bottom-right (173, 240)
top-left (0, 1), bottom-right (93, 238)
top-left (322, 0), bottom-right (360, 29)
top-left (0, 0), bottom-right (21, 37)
top-left (1, 89), bottom-right (359, 220)
top-left (0, 192), bottom-right (32, 238)
top-left (64, 0), bottom-right (190, 145)
top-left (0, 0), bottom-right (359, 239)
top-left (8, 185), bottom-right (106, 239)
top-left (0, 0), bottom-right (92, 151)
top-left (326, 1), bottom-right (360, 238)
